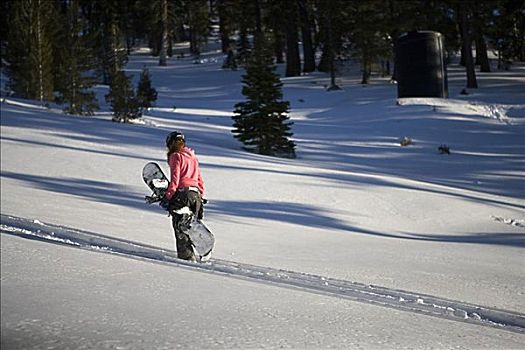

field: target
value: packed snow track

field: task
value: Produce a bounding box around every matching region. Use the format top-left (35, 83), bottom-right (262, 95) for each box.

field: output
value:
top-left (2, 214), bottom-right (524, 334)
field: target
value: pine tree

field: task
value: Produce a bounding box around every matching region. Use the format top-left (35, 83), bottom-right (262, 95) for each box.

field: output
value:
top-left (5, 0), bottom-right (56, 102)
top-left (187, 0), bottom-right (209, 57)
top-left (490, 1), bottom-right (525, 66)
top-left (263, 0), bottom-right (286, 63)
top-left (84, 1), bottom-right (128, 85)
top-left (217, 0), bottom-right (236, 54)
top-left (56, 0), bottom-right (99, 115)
top-left (134, 0), bottom-right (173, 57)
top-left (346, 1), bottom-right (391, 85)
top-left (5, 1), bottom-right (32, 98)
top-left (1, 1), bottom-right (14, 69)
top-left (105, 69), bottom-right (140, 122)
top-left (136, 68), bottom-right (158, 114)
top-left (232, 35), bottom-right (296, 158)
top-left (234, 0), bottom-right (257, 65)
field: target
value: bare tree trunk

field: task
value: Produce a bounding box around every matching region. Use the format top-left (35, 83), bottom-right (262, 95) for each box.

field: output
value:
top-left (285, 1), bottom-right (301, 76)
top-left (361, 56), bottom-right (370, 84)
top-left (473, 7), bottom-right (490, 72)
top-left (110, 22), bottom-right (119, 74)
top-left (298, 0), bottom-right (315, 73)
top-left (159, 0), bottom-right (168, 66)
top-left (167, 32), bottom-right (173, 57)
top-left (475, 36), bottom-right (490, 72)
top-left (387, 0), bottom-right (398, 81)
top-left (285, 28), bottom-right (301, 76)
top-left (254, 0), bottom-right (262, 35)
top-left (460, 44), bottom-right (466, 66)
top-left (218, 0), bottom-right (230, 53)
top-left (326, 2), bottom-right (340, 90)
top-left (273, 32), bottom-right (285, 63)
top-left (459, 2), bottom-right (477, 88)
top-left (36, 0), bottom-right (44, 104)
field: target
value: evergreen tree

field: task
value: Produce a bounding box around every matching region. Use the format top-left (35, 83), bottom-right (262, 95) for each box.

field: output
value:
top-left (136, 67), bottom-right (158, 114)
top-left (5, 1), bottom-right (32, 98)
top-left (5, 0), bottom-right (56, 102)
top-left (56, 0), bottom-right (99, 115)
top-left (346, 1), bottom-right (391, 84)
top-left (234, 0), bottom-right (258, 65)
top-left (232, 35), bottom-right (296, 158)
top-left (105, 69), bottom-right (140, 122)
top-left (0, 1), bottom-right (13, 62)
top-left (84, 1), bottom-right (128, 85)
top-left (135, 0), bottom-right (176, 57)
top-left (217, 0), bottom-right (237, 54)
top-left (187, 0), bottom-right (209, 57)
top-left (264, 0), bottom-right (286, 64)
top-left (491, 0), bottom-right (525, 65)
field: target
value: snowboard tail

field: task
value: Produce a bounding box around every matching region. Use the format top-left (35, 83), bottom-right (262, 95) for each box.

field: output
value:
top-left (189, 219), bottom-right (214, 262)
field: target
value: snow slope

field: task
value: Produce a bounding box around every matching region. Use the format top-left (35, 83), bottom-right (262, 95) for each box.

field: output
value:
top-left (1, 50), bottom-right (524, 348)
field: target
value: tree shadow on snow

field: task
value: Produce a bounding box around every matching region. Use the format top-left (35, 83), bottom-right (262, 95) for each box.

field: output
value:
top-left (1, 171), bottom-right (153, 212)
top-left (206, 199), bottom-right (525, 248)
top-left (1, 136), bottom-right (165, 163)
top-left (202, 162), bottom-right (525, 212)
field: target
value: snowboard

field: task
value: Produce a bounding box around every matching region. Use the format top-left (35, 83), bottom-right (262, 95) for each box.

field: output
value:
top-left (142, 162), bottom-right (215, 262)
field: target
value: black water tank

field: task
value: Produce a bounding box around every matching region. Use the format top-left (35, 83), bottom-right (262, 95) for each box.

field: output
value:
top-left (395, 31), bottom-right (448, 98)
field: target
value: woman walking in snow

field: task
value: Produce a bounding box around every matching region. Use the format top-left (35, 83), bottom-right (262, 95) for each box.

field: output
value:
top-left (160, 131), bottom-right (205, 261)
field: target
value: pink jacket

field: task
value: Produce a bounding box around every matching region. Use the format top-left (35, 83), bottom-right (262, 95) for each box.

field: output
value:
top-left (165, 146), bottom-right (205, 201)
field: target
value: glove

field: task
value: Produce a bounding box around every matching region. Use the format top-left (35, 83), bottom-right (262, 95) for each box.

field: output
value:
top-left (159, 197), bottom-right (170, 211)
top-left (202, 198), bottom-right (208, 205)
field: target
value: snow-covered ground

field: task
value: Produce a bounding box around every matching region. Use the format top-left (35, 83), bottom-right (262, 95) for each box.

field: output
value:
top-left (1, 49), bottom-right (524, 348)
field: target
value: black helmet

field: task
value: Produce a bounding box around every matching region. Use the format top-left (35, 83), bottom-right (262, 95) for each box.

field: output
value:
top-left (166, 131), bottom-right (185, 147)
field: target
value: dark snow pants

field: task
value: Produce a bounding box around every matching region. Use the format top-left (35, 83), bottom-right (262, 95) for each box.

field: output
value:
top-left (169, 190), bottom-right (202, 261)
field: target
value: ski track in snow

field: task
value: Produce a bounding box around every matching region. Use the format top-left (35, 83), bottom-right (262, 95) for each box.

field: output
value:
top-left (1, 213), bottom-right (524, 335)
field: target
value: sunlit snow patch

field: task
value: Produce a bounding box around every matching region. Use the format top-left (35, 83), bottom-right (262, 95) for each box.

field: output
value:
top-left (397, 98), bottom-right (512, 124)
